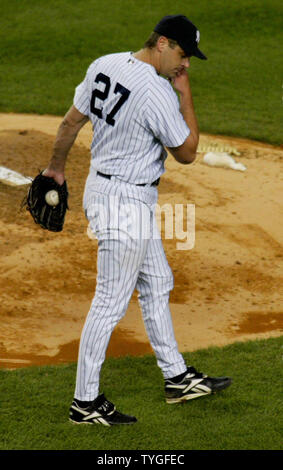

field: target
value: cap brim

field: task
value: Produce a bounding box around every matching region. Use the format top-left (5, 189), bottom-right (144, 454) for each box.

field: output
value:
top-left (193, 47), bottom-right (207, 60)
top-left (179, 40), bottom-right (207, 60)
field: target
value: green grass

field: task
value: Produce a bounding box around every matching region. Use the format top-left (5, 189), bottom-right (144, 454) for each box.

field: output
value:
top-left (0, 336), bottom-right (282, 450)
top-left (0, 0), bottom-right (282, 144)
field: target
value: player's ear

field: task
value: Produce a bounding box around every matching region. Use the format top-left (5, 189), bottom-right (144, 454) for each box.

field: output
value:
top-left (156, 36), bottom-right (168, 53)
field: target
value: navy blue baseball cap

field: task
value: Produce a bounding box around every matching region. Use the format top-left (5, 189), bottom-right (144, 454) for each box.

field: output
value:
top-left (154, 15), bottom-right (207, 60)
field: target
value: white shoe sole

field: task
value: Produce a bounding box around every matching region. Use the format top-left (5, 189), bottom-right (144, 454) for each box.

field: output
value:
top-left (166, 390), bottom-right (212, 404)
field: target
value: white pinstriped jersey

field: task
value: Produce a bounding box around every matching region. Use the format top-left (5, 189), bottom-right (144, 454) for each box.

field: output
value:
top-left (74, 52), bottom-right (190, 185)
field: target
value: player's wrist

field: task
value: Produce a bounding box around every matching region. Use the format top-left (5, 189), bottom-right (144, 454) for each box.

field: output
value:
top-left (178, 89), bottom-right (192, 101)
top-left (48, 155), bottom-right (66, 173)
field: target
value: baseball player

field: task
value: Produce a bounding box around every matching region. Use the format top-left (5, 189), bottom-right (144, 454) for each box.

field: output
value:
top-left (43, 15), bottom-right (232, 426)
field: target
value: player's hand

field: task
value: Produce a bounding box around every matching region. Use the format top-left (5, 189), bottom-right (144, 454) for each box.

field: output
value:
top-left (170, 68), bottom-right (190, 95)
top-left (42, 168), bottom-right (65, 185)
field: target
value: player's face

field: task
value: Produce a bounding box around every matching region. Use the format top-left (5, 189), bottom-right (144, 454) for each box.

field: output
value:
top-left (160, 42), bottom-right (190, 79)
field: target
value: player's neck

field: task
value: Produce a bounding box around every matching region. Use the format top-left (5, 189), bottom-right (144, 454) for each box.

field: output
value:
top-left (133, 48), bottom-right (160, 74)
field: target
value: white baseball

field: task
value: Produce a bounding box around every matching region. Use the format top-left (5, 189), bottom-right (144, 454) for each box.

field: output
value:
top-left (45, 190), bottom-right (59, 206)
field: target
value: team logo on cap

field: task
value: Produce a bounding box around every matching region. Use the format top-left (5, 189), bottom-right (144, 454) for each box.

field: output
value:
top-left (196, 30), bottom-right (200, 43)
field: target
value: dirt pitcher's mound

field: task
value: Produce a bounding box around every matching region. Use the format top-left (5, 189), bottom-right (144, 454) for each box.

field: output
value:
top-left (0, 113), bottom-right (282, 369)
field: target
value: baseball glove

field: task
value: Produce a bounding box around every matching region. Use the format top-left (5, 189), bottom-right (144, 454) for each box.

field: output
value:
top-left (23, 171), bottom-right (69, 232)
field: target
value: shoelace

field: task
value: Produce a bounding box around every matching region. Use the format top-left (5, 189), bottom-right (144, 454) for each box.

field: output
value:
top-left (97, 399), bottom-right (115, 414)
top-left (186, 366), bottom-right (205, 379)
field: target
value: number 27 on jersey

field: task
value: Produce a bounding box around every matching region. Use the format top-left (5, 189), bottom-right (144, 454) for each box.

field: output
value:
top-left (90, 73), bottom-right (131, 127)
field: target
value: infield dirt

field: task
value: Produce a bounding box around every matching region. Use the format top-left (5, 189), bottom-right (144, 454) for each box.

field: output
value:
top-left (0, 113), bottom-right (282, 369)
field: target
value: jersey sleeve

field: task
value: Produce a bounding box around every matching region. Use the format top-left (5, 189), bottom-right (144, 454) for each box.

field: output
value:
top-left (73, 63), bottom-right (95, 117)
top-left (73, 78), bottom-right (90, 117)
top-left (145, 80), bottom-right (190, 148)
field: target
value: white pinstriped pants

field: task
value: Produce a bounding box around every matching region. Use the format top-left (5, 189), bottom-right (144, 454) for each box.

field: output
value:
top-left (74, 174), bottom-right (186, 401)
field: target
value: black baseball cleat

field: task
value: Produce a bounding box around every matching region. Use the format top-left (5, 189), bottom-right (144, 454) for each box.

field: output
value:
top-left (165, 366), bottom-right (232, 404)
top-left (69, 393), bottom-right (137, 426)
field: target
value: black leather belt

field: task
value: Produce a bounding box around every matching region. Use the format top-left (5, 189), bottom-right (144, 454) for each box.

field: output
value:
top-left (97, 171), bottom-right (160, 187)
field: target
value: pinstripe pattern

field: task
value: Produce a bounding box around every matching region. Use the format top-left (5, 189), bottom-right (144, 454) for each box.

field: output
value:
top-left (73, 52), bottom-right (189, 401)
top-left (74, 52), bottom-right (190, 185)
